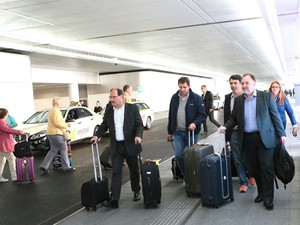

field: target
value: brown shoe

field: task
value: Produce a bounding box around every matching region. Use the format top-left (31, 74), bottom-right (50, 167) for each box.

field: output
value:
top-left (239, 185), bottom-right (248, 193)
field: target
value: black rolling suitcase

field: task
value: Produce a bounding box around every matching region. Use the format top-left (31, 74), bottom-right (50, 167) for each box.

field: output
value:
top-left (139, 149), bottom-right (161, 208)
top-left (81, 143), bottom-right (109, 211)
top-left (170, 142), bottom-right (184, 180)
top-left (184, 130), bottom-right (214, 197)
top-left (201, 140), bottom-right (234, 208)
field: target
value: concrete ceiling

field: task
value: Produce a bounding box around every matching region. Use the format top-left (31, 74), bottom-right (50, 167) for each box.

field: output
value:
top-left (0, 0), bottom-right (299, 86)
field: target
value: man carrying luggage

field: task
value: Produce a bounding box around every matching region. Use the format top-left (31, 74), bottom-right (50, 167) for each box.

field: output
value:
top-left (91, 88), bottom-right (144, 209)
top-left (223, 74), bottom-right (255, 193)
top-left (219, 73), bottom-right (286, 210)
top-left (167, 77), bottom-right (206, 176)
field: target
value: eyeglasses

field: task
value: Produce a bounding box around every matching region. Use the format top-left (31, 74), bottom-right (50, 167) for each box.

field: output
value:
top-left (108, 96), bottom-right (119, 100)
top-left (271, 86), bottom-right (280, 89)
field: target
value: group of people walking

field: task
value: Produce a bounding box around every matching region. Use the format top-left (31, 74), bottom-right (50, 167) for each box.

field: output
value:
top-left (168, 74), bottom-right (297, 211)
top-left (1, 75), bottom-right (297, 212)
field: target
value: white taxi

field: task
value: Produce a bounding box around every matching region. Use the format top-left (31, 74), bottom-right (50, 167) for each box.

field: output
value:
top-left (15, 106), bottom-right (103, 151)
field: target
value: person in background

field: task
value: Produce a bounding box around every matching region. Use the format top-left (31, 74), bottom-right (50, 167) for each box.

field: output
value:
top-left (219, 73), bottom-right (286, 210)
top-left (167, 77), bottom-right (206, 176)
top-left (0, 108), bottom-right (26, 182)
top-left (268, 81), bottom-right (297, 137)
top-left (94, 101), bottom-right (103, 113)
top-left (123, 84), bottom-right (133, 103)
top-left (91, 88), bottom-right (144, 209)
top-left (201, 85), bottom-right (221, 134)
top-left (40, 97), bottom-right (76, 174)
top-left (80, 100), bottom-right (87, 107)
top-left (223, 75), bottom-right (255, 193)
top-left (6, 114), bottom-right (17, 128)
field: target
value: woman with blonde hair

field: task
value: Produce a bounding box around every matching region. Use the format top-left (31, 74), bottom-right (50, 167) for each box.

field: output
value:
top-left (268, 81), bottom-right (297, 136)
top-left (40, 97), bottom-right (76, 173)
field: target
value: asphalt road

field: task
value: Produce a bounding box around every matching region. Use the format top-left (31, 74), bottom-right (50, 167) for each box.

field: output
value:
top-left (0, 110), bottom-right (223, 225)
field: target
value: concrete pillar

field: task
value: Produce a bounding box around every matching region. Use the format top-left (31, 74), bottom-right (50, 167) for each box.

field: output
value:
top-left (68, 83), bottom-right (79, 103)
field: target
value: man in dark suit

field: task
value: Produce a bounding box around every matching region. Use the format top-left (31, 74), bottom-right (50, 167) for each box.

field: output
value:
top-left (223, 74), bottom-right (255, 193)
top-left (91, 88), bottom-right (144, 209)
top-left (201, 85), bottom-right (221, 134)
top-left (220, 73), bottom-right (286, 210)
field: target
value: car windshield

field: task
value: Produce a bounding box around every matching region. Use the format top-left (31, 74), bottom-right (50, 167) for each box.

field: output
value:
top-left (24, 109), bottom-right (68, 124)
top-left (25, 111), bottom-right (49, 124)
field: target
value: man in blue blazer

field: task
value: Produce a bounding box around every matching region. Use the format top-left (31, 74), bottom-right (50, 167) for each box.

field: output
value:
top-left (220, 73), bottom-right (286, 210)
top-left (91, 88), bottom-right (144, 209)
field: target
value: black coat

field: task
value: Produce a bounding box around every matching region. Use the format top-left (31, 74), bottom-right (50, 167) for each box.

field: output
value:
top-left (95, 103), bottom-right (144, 157)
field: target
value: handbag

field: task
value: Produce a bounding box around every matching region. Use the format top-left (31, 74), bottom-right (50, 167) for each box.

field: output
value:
top-left (63, 130), bottom-right (72, 141)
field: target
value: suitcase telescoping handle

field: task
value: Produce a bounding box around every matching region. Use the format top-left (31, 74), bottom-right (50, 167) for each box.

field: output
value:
top-left (187, 130), bottom-right (195, 147)
top-left (91, 143), bottom-right (103, 182)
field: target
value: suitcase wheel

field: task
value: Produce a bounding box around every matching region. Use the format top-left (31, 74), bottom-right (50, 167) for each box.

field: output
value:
top-left (93, 206), bottom-right (97, 211)
top-left (85, 207), bottom-right (89, 211)
top-left (231, 198), bottom-right (234, 202)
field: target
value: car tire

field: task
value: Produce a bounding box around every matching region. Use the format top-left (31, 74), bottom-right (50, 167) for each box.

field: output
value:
top-left (145, 117), bottom-right (152, 130)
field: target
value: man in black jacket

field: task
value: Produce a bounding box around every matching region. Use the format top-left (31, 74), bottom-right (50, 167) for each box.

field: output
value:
top-left (167, 77), bottom-right (206, 175)
top-left (201, 85), bottom-right (221, 134)
top-left (91, 88), bottom-right (144, 209)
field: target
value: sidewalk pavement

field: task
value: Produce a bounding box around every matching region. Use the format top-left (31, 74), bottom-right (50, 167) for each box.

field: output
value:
top-left (56, 106), bottom-right (300, 225)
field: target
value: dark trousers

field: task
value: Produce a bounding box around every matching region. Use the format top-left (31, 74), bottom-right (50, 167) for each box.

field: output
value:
top-left (243, 133), bottom-right (275, 202)
top-left (110, 142), bottom-right (140, 201)
top-left (202, 110), bottom-right (221, 132)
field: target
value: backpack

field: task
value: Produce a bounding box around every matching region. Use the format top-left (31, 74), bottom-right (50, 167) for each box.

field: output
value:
top-left (274, 144), bottom-right (295, 189)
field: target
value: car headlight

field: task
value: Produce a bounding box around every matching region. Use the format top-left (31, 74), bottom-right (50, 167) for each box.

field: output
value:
top-left (29, 130), bottom-right (47, 141)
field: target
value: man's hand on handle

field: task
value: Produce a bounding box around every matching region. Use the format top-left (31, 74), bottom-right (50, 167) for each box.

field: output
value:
top-left (135, 137), bottom-right (142, 144)
top-left (90, 136), bottom-right (100, 144)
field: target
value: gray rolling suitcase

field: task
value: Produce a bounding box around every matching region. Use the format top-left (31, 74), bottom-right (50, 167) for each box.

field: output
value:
top-left (201, 141), bottom-right (234, 208)
top-left (184, 130), bottom-right (214, 197)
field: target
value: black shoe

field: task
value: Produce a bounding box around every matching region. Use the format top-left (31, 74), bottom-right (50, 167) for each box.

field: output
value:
top-left (264, 201), bottom-right (274, 210)
top-left (102, 200), bottom-right (119, 209)
top-left (133, 191), bottom-right (141, 201)
top-left (254, 195), bottom-right (263, 203)
top-left (62, 167), bottom-right (76, 172)
top-left (40, 167), bottom-right (49, 174)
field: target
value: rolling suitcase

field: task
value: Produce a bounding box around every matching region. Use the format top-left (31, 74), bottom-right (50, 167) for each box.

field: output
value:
top-left (184, 130), bottom-right (214, 197)
top-left (201, 141), bottom-right (234, 208)
top-left (170, 142), bottom-right (184, 180)
top-left (16, 156), bottom-right (35, 183)
top-left (81, 143), bottom-right (109, 211)
top-left (14, 134), bottom-right (35, 183)
top-left (139, 149), bottom-right (161, 208)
